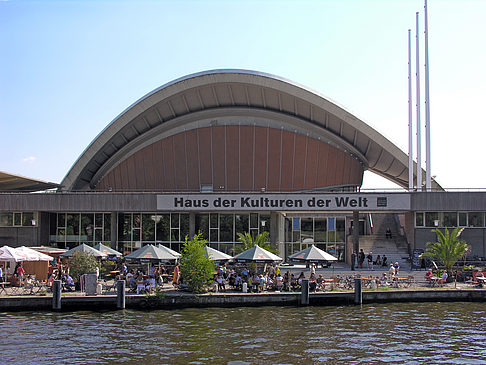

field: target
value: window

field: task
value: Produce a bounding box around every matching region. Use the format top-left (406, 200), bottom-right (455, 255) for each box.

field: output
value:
top-left (459, 212), bottom-right (467, 227)
top-left (219, 214), bottom-right (234, 242)
top-left (415, 212), bottom-right (424, 227)
top-left (314, 219), bottom-right (327, 242)
top-left (442, 212), bottom-right (457, 227)
top-left (425, 212), bottom-right (439, 227)
top-left (468, 212), bottom-right (484, 227)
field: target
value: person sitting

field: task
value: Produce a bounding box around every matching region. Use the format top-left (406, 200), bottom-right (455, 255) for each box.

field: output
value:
top-left (146, 275), bottom-right (156, 293)
top-left (216, 275), bottom-right (225, 292)
top-left (389, 264), bottom-right (396, 278)
top-left (381, 255), bottom-right (388, 267)
top-left (297, 272), bottom-right (305, 288)
top-left (24, 275), bottom-right (35, 294)
top-left (393, 262), bottom-right (400, 276)
top-left (379, 273), bottom-right (388, 286)
top-left (274, 274), bottom-right (283, 291)
top-left (424, 269), bottom-right (434, 282)
top-left (386, 227), bottom-right (392, 239)
top-left (136, 274), bottom-right (145, 294)
top-left (374, 255), bottom-right (381, 266)
top-left (317, 274), bottom-right (325, 291)
top-left (234, 274), bottom-right (243, 291)
top-left (309, 273), bottom-right (317, 292)
top-left (64, 274), bottom-right (75, 292)
top-left (290, 274), bottom-right (298, 291)
top-left (438, 271), bottom-right (448, 286)
top-left (258, 274), bottom-right (265, 292)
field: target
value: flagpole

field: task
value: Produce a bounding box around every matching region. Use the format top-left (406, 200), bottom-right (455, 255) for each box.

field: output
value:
top-left (408, 29), bottom-right (413, 191)
top-left (424, 0), bottom-right (432, 191)
top-left (415, 12), bottom-right (422, 191)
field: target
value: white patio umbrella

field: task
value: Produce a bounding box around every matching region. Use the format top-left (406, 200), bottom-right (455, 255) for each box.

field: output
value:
top-left (60, 243), bottom-right (108, 259)
top-left (204, 246), bottom-right (232, 262)
top-left (288, 245), bottom-right (338, 263)
top-left (233, 245), bottom-right (282, 263)
top-left (157, 244), bottom-right (181, 258)
top-left (94, 243), bottom-right (123, 258)
top-left (0, 246), bottom-right (25, 280)
top-left (16, 246), bottom-right (53, 261)
top-left (0, 246), bottom-right (25, 262)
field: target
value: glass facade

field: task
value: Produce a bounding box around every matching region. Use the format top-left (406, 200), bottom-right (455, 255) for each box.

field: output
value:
top-left (0, 212), bottom-right (37, 227)
top-left (285, 215), bottom-right (346, 261)
top-left (51, 213), bottom-right (111, 249)
top-left (415, 212), bottom-right (486, 228)
top-left (115, 212), bottom-right (270, 255)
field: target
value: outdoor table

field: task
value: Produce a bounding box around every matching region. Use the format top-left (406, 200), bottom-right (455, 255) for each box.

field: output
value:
top-left (0, 282), bottom-right (10, 295)
top-left (429, 276), bottom-right (440, 287)
top-left (475, 276), bottom-right (486, 286)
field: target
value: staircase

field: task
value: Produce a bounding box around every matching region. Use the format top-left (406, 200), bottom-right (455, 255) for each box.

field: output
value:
top-left (358, 213), bottom-right (410, 269)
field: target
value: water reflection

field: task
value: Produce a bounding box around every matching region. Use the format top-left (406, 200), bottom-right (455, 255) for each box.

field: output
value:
top-left (1, 302), bottom-right (486, 364)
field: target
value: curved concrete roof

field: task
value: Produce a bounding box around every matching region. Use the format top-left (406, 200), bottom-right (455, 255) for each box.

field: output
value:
top-left (61, 69), bottom-right (437, 191)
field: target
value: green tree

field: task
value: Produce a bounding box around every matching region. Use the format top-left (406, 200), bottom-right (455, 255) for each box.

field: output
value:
top-left (68, 251), bottom-right (101, 283)
top-left (235, 231), bottom-right (278, 254)
top-left (422, 227), bottom-right (470, 273)
top-left (179, 233), bottom-right (215, 293)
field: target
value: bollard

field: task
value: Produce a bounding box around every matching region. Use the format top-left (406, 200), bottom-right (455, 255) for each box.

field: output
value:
top-left (52, 280), bottom-right (62, 310)
top-left (301, 279), bottom-right (309, 306)
top-left (354, 278), bottom-right (362, 305)
top-left (116, 280), bottom-right (126, 309)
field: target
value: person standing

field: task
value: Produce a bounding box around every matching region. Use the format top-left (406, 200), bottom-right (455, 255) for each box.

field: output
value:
top-left (367, 252), bottom-right (373, 270)
top-left (16, 263), bottom-right (25, 281)
top-left (351, 251), bottom-right (356, 271)
top-left (358, 249), bottom-right (365, 268)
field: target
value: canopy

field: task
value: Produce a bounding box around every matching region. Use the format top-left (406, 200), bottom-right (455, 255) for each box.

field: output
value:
top-left (126, 244), bottom-right (178, 261)
top-left (16, 246), bottom-right (53, 261)
top-left (94, 243), bottom-right (123, 258)
top-left (157, 244), bottom-right (181, 258)
top-left (60, 243), bottom-right (108, 258)
top-left (233, 245), bottom-right (282, 263)
top-left (204, 246), bottom-right (232, 262)
top-left (288, 245), bottom-right (338, 263)
top-left (0, 245), bottom-right (25, 262)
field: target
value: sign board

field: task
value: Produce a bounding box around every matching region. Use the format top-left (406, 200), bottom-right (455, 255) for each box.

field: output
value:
top-left (157, 193), bottom-right (410, 211)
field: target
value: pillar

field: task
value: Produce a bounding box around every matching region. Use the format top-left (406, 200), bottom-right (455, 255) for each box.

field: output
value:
top-left (116, 280), bottom-right (126, 309)
top-left (354, 277), bottom-right (362, 305)
top-left (52, 280), bottom-right (62, 310)
top-left (189, 212), bottom-right (196, 238)
top-left (353, 211), bottom-right (360, 257)
top-left (111, 212), bottom-right (118, 251)
top-left (301, 279), bottom-right (309, 306)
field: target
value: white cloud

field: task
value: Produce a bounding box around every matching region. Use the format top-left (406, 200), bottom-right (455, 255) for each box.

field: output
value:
top-left (22, 156), bottom-right (37, 163)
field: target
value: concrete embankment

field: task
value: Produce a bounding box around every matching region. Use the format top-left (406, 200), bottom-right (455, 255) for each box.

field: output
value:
top-left (1, 289), bottom-right (485, 312)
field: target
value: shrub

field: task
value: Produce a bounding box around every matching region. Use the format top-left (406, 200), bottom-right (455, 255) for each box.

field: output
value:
top-left (69, 251), bottom-right (101, 283)
top-left (179, 233), bottom-right (215, 293)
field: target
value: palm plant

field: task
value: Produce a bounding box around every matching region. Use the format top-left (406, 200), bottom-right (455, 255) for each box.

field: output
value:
top-left (421, 227), bottom-right (470, 283)
top-left (235, 231), bottom-right (278, 254)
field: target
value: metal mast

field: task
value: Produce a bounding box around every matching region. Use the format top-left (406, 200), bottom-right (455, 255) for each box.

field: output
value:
top-left (415, 12), bottom-right (422, 191)
top-left (408, 29), bottom-right (413, 191)
top-left (424, 0), bottom-right (432, 191)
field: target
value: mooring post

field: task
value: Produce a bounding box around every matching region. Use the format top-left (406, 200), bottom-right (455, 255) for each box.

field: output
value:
top-left (301, 279), bottom-right (309, 305)
top-left (52, 280), bottom-right (62, 310)
top-left (116, 280), bottom-right (126, 309)
top-left (354, 278), bottom-right (362, 305)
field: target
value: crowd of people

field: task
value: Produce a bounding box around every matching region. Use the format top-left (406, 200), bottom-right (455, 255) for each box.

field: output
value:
top-left (356, 249), bottom-right (389, 270)
top-left (211, 264), bottom-right (330, 293)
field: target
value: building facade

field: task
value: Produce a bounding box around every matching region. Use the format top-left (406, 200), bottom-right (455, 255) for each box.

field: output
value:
top-left (1, 70), bottom-right (485, 262)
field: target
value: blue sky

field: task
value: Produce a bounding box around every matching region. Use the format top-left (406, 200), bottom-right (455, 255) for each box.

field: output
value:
top-left (1, 0), bottom-right (485, 189)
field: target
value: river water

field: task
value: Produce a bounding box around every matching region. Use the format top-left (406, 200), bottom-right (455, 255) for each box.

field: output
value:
top-left (1, 302), bottom-right (486, 364)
